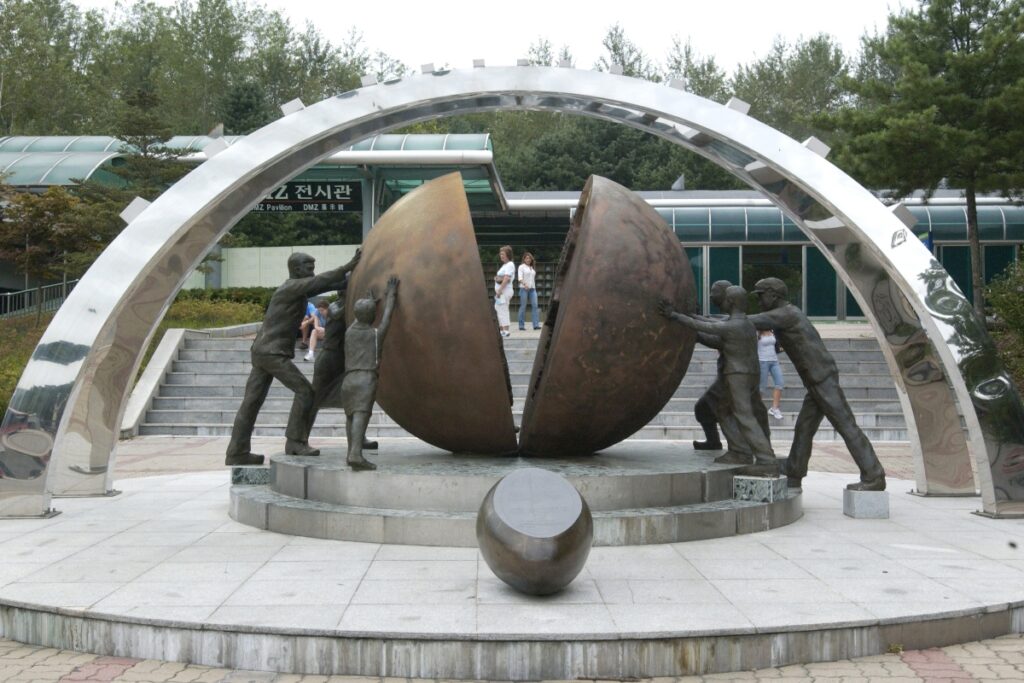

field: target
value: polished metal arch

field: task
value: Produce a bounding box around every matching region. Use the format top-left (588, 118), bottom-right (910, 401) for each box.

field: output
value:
top-left (2, 66), bottom-right (1022, 517)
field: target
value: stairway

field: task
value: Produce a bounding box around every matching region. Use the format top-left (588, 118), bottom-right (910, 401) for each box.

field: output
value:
top-left (138, 334), bottom-right (907, 442)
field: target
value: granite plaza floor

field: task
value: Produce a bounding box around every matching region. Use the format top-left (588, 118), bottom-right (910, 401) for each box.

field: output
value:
top-left (1, 435), bottom-right (1022, 681)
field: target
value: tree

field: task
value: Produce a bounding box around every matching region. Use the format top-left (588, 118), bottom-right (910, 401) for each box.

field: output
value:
top-left (596, 24), bottom-right (660, 81)
top-left (826, 0), bottom-right (1024, 314)
top-left (220, 81), bottom-right (272, 134)
top-left (731, 35), bottom-right (850, 140)
top-left (0, 187), bottom-right (84, 287)
top-left (665, 37), bottom-right (729, 102)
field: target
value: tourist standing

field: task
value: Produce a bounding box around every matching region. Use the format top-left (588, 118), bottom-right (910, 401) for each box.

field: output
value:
top-left (758, 330), bottom-right (784, 419)
top-left (517, 252), bottom-right (541, 331)
top-left (494, 245), bottom-right (515, 338)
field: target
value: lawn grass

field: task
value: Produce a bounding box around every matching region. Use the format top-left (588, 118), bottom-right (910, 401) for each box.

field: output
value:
top-left (1, 299), bottom-right (264, 416)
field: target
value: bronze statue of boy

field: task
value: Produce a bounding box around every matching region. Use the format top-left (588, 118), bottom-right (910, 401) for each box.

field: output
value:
top-left (342, 276), bottom-right (399, 470)
top-left (749, 277), bottom-right (886, 491)
top-left (305, 279), bottom-right (377, 452)
top-left (660, 285), bottom-right (779, 477)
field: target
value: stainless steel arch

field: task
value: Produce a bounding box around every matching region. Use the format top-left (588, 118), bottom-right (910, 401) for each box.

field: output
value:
top-left (2, 66), bottom-right (1022, 517)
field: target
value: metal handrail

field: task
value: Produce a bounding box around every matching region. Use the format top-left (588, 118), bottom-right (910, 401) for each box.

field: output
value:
top-left (0, 280), bottom-right (79, 319)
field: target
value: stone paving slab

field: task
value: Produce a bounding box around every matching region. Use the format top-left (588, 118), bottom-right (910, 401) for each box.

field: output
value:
top-left (0, 469), bottom-right (1021, 638)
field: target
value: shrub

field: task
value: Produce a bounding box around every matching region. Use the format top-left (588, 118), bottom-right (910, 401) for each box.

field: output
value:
top-left (987, 262), bottom-right (1024, 335)
top-left (987, 262), bottom-right (1024, 390)
top-left (162, 298), bottom-right (265, 329)
top-left (175, 287), bottom-right (276, 310)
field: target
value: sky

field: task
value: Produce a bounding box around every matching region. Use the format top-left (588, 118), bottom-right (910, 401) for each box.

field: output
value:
top-left (69, 0), bottom-right (912, 76)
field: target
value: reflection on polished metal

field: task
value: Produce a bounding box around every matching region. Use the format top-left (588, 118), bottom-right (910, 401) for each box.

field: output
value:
top-left (476, 467), bottom-right (593, 595)
top-left (2, 66), bottom-right (1021, 516)
top-left (519, 175), bottom-right (697, 457)
top-left (345, 173), bottom-right (517, 454)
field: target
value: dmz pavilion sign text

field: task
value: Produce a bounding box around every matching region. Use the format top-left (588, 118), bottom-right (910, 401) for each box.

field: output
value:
top-left (254, 182), bottom-right (363, 213)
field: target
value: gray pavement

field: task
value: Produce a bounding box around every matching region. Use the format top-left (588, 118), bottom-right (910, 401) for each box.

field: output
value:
top-left (0, 436), bottom-right (1019, 679)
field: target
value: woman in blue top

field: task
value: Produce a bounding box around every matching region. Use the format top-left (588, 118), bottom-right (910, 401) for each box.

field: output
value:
top-left (758, 330), bottom-right (785, 419)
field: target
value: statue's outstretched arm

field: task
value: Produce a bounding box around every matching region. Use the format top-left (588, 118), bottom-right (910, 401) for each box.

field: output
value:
top-left (377, 276), bottom-right (400, 343)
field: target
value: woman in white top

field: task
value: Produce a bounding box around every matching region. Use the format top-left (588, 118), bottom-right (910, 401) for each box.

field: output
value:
top-left (758, 330), bottom-right (785, 419)
top-left (517, 251), bottom-right (541, 331)
top-left (494, 245), bottom-right (515, 337)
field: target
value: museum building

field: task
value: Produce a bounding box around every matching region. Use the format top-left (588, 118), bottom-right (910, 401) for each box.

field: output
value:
top-left (2, 133), bottom-right (1021, 318)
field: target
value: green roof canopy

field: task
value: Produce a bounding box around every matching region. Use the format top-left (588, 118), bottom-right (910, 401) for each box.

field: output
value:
top-left (0, 151), bottom-right (126, 186)
top-left (0, 136), bottom-right (126, 152)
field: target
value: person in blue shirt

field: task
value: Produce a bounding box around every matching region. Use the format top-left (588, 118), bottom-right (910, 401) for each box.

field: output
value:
top-left (299, 301), bottom-right (317, 350)
top-left (303, 299), bottom-right (329, 361)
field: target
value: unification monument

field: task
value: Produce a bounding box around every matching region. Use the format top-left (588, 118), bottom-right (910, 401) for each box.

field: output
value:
top-left (1, 65), bottom-right (1022, 521)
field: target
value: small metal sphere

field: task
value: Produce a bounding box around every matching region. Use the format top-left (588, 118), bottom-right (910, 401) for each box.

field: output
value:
top-left (476, 468), bottom-right (593, 595)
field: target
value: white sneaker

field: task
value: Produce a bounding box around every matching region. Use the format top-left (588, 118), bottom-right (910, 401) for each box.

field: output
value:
top-left (303, 351), bottom-right (314, 362)
top-left (769, 407), bottom-right (783, 419)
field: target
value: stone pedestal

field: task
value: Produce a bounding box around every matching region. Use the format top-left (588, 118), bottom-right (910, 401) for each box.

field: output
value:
top-left (231, 466), bottom-right (270, 485)
top-left (843, 489), bottom-right (889, 518)
top-left (733, 475), bottom-right (787, 503)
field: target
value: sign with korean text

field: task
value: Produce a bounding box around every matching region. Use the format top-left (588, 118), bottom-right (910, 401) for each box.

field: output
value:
top-left (253, 181), bottom-right (363, 213)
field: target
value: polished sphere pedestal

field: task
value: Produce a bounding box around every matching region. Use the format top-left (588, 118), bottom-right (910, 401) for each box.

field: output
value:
top-left (476, 468), bottom-right (592, 595)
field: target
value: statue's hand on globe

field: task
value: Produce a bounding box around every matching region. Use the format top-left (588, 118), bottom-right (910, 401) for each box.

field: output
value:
top-left (657, 298), bottom-right (676, 319)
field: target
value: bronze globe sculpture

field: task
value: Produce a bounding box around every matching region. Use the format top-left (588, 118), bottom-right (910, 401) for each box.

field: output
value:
top-left (350, 172), bottom-right (697, 457)
top-left (476, 467), bottom-right (593, 595)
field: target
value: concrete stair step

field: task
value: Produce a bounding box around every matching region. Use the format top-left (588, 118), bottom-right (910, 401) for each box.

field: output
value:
top-left (155, 382), bottom-right (901, 401)
top-left (184, 336), bottom-right (885, 352)
top-left (149, 395), bottom-right (904, 413)
top-left (170, 356), bottom-right (892, 375)
top-left (140, 422), bottom-right (910, 441)
top-left (161, 371), bottom-right (900, 389)
top-left (142, 408), bottom-right (908, 429)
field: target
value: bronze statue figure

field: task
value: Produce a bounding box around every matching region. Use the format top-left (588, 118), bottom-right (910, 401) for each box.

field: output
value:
top-left (690, 280), bottom-right (771, 461)
top-left (342, 276), bottom-right (399, 471)
top-left (749, 277), bottom-right (886, 491)
top-left (660, 286), bottom-right (779, 477)
top-left (306, 281), bottom-right (378, 451)
top-left (225, 250), bottom-right (361, 466)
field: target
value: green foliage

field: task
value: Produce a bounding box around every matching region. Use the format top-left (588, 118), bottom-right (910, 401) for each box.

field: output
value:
top-left (665, 38), bottom-right (729, 102)
top-left (596, 24), bottom-right (661, 80)
top-left (174, 286), bottom-right (276, 310)
top-left (162, 297), bottom-right (265, 328)
top-left (0, 312), bottom-right (54, 417)
top-left (988, 261), bottom-right (1024, 333)
top-left (733, 35), bottom-right (850, 141)
top-left (0, 0), bottom-right (406, 136)
top-left (221, 81), bottom-right (273, 134)
top-left (824, 0), bottom-right (1024, 313)
top-left (0, 186), bottom-right (92, 284)
top-left (986, 261), bottom-right (1024, 389)
top-left (227, 211), bottom-right (363, 247)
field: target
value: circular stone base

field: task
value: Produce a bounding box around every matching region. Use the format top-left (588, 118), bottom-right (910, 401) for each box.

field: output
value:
top-left (229, 440), bottom-right (802, 545)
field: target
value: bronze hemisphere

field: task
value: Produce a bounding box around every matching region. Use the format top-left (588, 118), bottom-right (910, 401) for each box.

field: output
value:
top-left (519, 175), bottom-right (698, 457)
top-left (476, 468), bottom-right (593, 595)
top-left (345, 172), bottom-right (517, 454)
